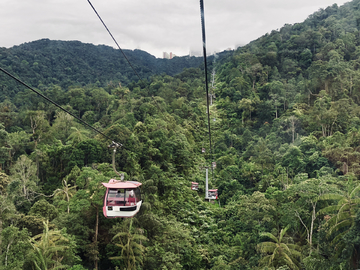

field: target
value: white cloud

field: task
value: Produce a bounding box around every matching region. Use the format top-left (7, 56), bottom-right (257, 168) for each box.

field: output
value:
top-left (0, 0), bottom-right (350, 58)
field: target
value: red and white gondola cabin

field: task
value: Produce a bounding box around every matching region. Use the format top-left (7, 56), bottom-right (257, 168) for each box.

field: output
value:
top-left (102, 179), bottom-right (142, 218)
top-left (191, 182), bottom-right (199, 191)
top-left (208, 189), bottom-right (218, 200)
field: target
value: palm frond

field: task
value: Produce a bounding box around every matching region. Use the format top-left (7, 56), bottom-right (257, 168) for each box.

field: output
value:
top-left (319, 194), bottom-right (344, 201)
top-left (349, 183), bottom-right (360, 198)
top-left (258, 242), bottom-right (277, 253)
top-left (318, 205), bottom-right (341, 215)
top-left (282, 252), bottom-right (299, 270)
top-left (331, 231), bottom-right (349, 247)
top-left (260, 232), bottom-right (278, 243)
top-left (329, 219), bottom-right (352, 235)
top-left (278, 227), bottom-right (289, 244)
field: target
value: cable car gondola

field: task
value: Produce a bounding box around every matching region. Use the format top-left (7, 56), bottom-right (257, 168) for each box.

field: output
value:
top-left (207, 189), bottom-right (218, 200)
top-left (102, 179), bottom-right (142, 218)
top-left (102, 142), bottom-right (143, 218)
top-left (191, 182), bottom-right (199, 191)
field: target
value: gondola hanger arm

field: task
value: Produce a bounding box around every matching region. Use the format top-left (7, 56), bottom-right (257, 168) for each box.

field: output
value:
top-left (108, 141), bottom-right (124, 180)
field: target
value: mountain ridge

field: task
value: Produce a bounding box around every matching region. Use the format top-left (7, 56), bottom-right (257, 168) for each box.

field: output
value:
top-left (0, 38), bottom-right (222, 100)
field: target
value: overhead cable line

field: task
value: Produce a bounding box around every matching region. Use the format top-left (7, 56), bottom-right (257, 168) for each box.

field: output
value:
top-left (199, 0), bottom-right (213, 161)
top-left (86, 0), bottom-right (143, 83)
top-left (0, 66), bottom-right (122, 147)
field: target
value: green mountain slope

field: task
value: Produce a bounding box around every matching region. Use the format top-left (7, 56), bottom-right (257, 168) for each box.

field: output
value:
top-left (0, 38), bottom-right (213, 100)
top-left (3, 1), bottom-right (360, 269)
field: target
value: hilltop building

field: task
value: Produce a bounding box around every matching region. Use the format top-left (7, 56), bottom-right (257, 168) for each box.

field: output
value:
top-left (163, 52), bottom-right (176, 59)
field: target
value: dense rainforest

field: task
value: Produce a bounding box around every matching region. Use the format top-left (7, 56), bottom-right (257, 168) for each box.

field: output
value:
top-left (2, 0), bottom-right (360, 269)
top-left (0, 38), bottom-right (222, 100)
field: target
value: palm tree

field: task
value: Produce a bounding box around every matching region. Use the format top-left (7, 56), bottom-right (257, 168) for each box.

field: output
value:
top-left (54, 178), bottom-right (77, 213)
top-left (28, 220), bottom-right (70, 270)
top-left (67, 127), bottom-right (90, 145)
top-left (318, 182), bottom-right (360, 262)
top-left (258, 225), bottom-right (301, 270)
top-left (109, 219), bottom-right (147, 270)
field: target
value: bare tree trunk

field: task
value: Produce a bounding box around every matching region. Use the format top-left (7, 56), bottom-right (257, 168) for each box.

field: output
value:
top-left (309, 202), bottom-right (317, 253)
top-left (94, 206), bottom-right (99, 270)
top-left (0, 218), bottom-right (2, 260)
top-left (5, 239), bottom-right (13, 267)
top-left (295, 201), bottom-right (317, 255)
top-left (36, 152), bottom-right (39, 178)
top-left (66, 192), bottom-right (70, 214)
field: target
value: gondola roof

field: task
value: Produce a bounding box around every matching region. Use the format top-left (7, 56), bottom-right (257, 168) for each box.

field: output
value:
top-left (102, 179), bottom-right (142, 189)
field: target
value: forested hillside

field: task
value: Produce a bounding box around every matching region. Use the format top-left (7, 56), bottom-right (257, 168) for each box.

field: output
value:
top-left (0, 38), bottom-right (219, 101)
top-left (3, 0), bottom-right (360, 269)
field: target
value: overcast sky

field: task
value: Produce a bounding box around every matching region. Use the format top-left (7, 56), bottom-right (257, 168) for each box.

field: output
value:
top-left (0, 0), bottom-right (350, 58)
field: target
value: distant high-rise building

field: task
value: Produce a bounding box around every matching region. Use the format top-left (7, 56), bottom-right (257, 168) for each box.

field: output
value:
top-left (163, 52), bottom-right (176, 59)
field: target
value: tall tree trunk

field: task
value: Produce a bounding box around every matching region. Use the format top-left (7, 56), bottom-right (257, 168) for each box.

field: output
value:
top-left (66, 192), bottom-right (70, 214)
top-left (94, 206), bottom-right (99, 270)
top-left (309, 202), bottom-right (317, 253)
top-left (36, 152), bottom-right (39, 178)
top-left (0, 218), bottom-right (2, 260)
top-left (5, 239), bottom-right (13, 267)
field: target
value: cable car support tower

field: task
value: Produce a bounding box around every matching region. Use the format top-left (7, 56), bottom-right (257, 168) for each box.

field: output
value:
top-left (200, 0), bottom-right (218, 202)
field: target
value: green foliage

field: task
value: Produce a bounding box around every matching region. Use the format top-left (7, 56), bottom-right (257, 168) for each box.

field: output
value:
top-left (27, 220), bottom-right (79, 270)
top-left (8, 155), bottom-right (39, 211)
top-left (28, 200), bottom-right (58, 221)
top-left (109, 219), bottom-right (147, 270)
top-left (258, 226), bottom-right (301, 270)
top-left (3, 2), bottom-right (360, 268)
top-left (0, 39), bottom-right (207, 101)
top-left (318, 181), bottom-right (360, 262)
top-left (0, 172), bottom-right (10, 194)
top-left (0, 225), bottom-right (31, 270)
